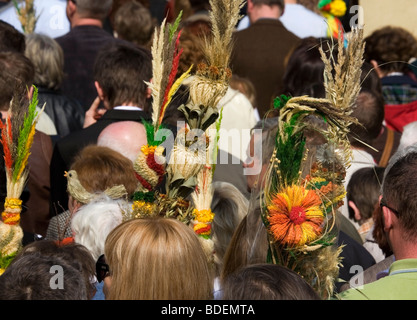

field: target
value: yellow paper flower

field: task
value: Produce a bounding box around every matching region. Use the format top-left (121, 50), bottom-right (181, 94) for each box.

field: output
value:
top-left (193, 209), bottom-right (214, 224)
top-left (267, 185), bottom-right (324, 247)
top-left (330, 0), bottom-right (347, 17)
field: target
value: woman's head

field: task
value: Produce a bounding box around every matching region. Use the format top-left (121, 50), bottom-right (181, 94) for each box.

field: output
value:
top-left (25, 33), bottom-right (64, 91)
top-left (70, 145), bottom-right (138, 197)
top-left (104, 217), bottom-right (213, 300)
top-left (67, 145), bottom-right (138, 213)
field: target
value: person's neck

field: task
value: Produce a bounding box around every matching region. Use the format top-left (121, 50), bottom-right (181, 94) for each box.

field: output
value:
top-left (249, 7), bottom-right (282, 23)
top-left (71, 18), bottom-right (103, 28)
top-left (284, 0), bottom-right (297, 4)
top-left (393, 243), bottom-right (417, 261)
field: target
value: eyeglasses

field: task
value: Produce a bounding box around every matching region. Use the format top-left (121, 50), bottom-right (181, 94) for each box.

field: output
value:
top-left (380, 197), bottom-right (400, 216)
top-left (96, 254), bottom-right (110, 283)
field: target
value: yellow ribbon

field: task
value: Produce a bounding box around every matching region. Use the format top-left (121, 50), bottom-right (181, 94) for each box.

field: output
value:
top-left (2, 198), bottom-right (22, 225)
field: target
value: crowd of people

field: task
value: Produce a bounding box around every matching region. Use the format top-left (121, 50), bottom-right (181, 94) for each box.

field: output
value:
top-left (0, 0), bottom-right (416, 302)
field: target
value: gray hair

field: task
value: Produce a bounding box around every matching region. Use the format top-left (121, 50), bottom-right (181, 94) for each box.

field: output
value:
top-left (25, 33), bottom-right (63, 90)
top-left (71, 195), bottom-right (128, 261)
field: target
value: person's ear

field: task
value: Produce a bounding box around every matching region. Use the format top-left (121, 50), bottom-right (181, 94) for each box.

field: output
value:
top-left (67, 0), bottom-right (77, 19)
top-left (95, 81), bottom-right (105, 101)
top-left (380, 195), bottom-right (394, 232)
top-left (68, 195), bottom-right (82, 215)
top-left (348, 200), bottom-right (362, 222)
top-left (370, 60), bottom-right (385, 78)
top-left (146, 78), bottom-right (153, 99)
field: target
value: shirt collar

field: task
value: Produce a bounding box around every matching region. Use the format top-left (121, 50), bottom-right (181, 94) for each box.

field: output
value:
top-left (113, 106), bottom-right (143, 111)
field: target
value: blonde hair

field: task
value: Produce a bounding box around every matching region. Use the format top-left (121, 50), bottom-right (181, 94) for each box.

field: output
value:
top-left (211, 181), bottom-right (248, 276)
top-left (104, 217), bottom-right (213, 300)
top-left (25, 33), bottom-right (64, 91)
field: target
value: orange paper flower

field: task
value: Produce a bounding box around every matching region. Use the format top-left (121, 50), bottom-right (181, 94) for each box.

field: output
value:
top-left (267, 185), bottom-right (324, 247)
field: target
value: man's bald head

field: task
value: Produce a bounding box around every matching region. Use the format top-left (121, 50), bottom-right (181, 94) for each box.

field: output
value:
top-left (97, 121), bottom-right (147, 162)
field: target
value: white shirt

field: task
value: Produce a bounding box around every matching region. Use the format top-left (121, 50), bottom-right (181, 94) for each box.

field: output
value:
top-left (216, 87), bottom-right (258, 162)
top-left (0, 0), bottom-right (70, 38)
top-left (113, 106), bottom-right (143, 111)
top-left (236, 4), bottom-right (328, 39)
top-left (35, 106), bottom-right (58, 136)
top-left (280, 4), bottom-right (328, 39)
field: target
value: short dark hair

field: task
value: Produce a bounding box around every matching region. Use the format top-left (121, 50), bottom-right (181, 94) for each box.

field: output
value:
top-left (348, 90), bottom-right (385, 148)
top-left (12, 240), bottom-right (97, 299)
top-left (113, 1), bottom-right (155, 47)
top-left (0, 52), bottom-right (34, 110)
top-left (0, 252), bottom-right (87, 300)
top-left (347, 166), bottom-right (385, 222)
top-left (251, 0), bottom-right (285, 11)
top-left (93, 42), bottom-right (152, 110)
top-left (282, 37), bottom-right (327, 98)
top-left (382, 149), bottom-right (417, 241)
top-left (0, 20), bottom-right (26, 53)
top-left (222, 263), bottom-right (321, 300)
top-left (75, 0), bottom-right (113, 20)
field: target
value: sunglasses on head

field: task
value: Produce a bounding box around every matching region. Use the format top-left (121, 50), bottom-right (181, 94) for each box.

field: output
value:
top-left (379, 197), bottom-right (400, 216)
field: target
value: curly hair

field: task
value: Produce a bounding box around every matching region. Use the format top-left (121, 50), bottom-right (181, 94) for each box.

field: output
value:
top-left (364, 26), bottom-right (417, 74)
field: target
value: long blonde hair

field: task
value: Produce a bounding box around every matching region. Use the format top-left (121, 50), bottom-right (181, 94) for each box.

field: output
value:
top-left (104, 217), bottom-right (213, 300)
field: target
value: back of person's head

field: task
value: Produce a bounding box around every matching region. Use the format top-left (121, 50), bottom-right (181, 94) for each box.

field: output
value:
top-left (0, 252), bottom-right (88, 300)
top-left (2, 240), bottom-right (97, 299)
top-left (0, 51), bottom-right (34, 110)
top-left (71, 195), bottom-right (125, 261)
top-left (251, 117), bottom-right (279, 167)
top-left (211, 181), bottom-right (248, 275)
top-left (364, 26), bottom-right (417, 74)
top-left (0, 20), bottom-right (25, 53)
top-left (229, 74), bottom-right (257, 107)
top-left (25, 33), bottom-right (64, 91)
top-left (189, 0), bottom-right (210, 12)
top-left (222, 263), bottom-right (321, 300)
top-left (360, 61), bottom-right (383, 94)
top-left (381, 146), bottom-right (417, 242)
top-left (243, 118), bottom-right (279, 191)
top-left (177, 28), bottom-right (206, 76)
top-left (347, 166), bottom-right (385, 224)
top-left (70, 145), bottom-right (138, 199)
top-left (220, 207), bottom-right (269, 282)
top-left (75, 0), bottom-right (113, 20)
top-left (251, 0), bottom-right (285, 11)
top-left (348, 90), bottom-right (385, 148)
top-left (104, 217), bottom-right (213, 299)
top-left (113, 1), bottom-right (155, 48)
top-left (97, 121), bottom-right (147, 163)
top-left (283, 37), bottom-right (327, 98)
top-left (93, 42), bottom-right (152, 110)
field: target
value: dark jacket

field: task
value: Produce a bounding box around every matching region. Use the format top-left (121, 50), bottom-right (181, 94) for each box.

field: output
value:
top-left (37, 87), bottom-right (85, 139)
top-left (230, 19), bottom-right (300, 118)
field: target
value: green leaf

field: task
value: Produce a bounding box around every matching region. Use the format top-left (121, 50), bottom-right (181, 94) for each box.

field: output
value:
top-left (169, 10), bottom-right (183, 42)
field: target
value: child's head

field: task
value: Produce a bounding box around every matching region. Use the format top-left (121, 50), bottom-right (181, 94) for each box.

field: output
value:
top-left (347, 166), bottom-right (385, 224)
